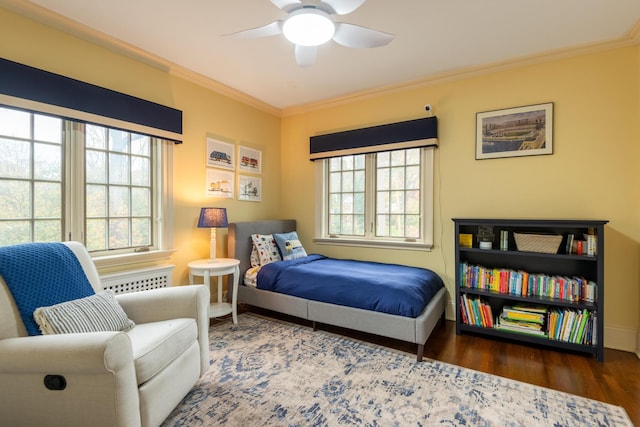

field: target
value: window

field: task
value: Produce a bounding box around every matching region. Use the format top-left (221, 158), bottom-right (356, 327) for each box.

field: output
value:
top-left (0, 105), bottom-right (173, 260)
top-left (316, 147), bottom-right (435, 250)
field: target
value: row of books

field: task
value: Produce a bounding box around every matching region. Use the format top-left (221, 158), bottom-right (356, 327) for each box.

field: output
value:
top-left (565, 232), bottom-right (597, 256)
top-left (459, 296), bottom-right (597, 345)
top-left (459, 261), bottom-right (597, 303)
top-left (548, 308), bottom-right (597, 345)
top-left (459, 294), bottom-right (494, 328)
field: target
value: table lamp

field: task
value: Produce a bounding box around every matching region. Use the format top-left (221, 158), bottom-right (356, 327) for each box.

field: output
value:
top-left (197, 207), bottom-right (228, 260)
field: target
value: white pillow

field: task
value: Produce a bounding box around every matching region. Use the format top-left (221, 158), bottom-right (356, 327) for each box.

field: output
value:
top-left (251, 234), bottom-right (282, 266)
top-left (34, 290), bottom-right (135, 334)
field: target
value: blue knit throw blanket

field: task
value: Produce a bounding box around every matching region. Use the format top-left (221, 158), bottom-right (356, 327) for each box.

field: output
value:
top-left (0, 242), bottom-right (95, 335)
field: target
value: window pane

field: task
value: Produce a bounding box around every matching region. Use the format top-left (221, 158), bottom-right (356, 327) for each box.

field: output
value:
top-left (34, 143), bottom-right (62, 180)
top-left (0, 180), bottom-right (30, 219)
top-left (0, 138), bottom-right (30, 178)
top-left (34, 182), bottom-right (61, 218)
top-left (34, 115), bottom-right (62, 144)
top-left (86, 219), bottom-right (106, 251)
top-left (0, 221), bottom-right (30, 245)
top-left (109, 218), bottom-right (130, 248)
top-left (377, 152), bottom-right (389, 167)
top-left (353, 214), bottom-right (365, 235)
top-left (131, 156), bottom-right (150, 186)
top-left (329, 172), bottom-right (342, 192)
top-left (132, 218), bottom-right (150, 246)
top-left (86, 185), bottom-right (107, 217)
top-left (376, 214), bottom-right (389, 236)
top-left (109, 186), bottom-right (130, 216)
top-left (354, 170), bottom-right (365, 192)
top-left (86, 124), bottom-right (106, 149)
top-left (406, 165), bottom-right (420, 189)
top-left (390, 191), bottom-right (404, 213)
top-left (109, 153), bottom-right (130, 185)
top-left (329, 157), bottom-right (341, 172)
top-left (354, 154), bottom-right (365, 169)
top-left (131, 187), bottom-right (150, 216)
top-left (390, 167), bottom-right (405, 190)
top-left (342, 171), bottom-right (353, 192)
top-left (86, 150), bottom-right (107, 184)
top-left (391, 150), bottom-right (405, 166)
top-left (109, 129), bottom-right (129, 153)
top-left (405, 215), bottom-right (420, 238)
top-left (377, 191), bottom-right (389, 214)
top-left (406, 190), bottom-right (420, 214)
top-left (354, 193), bottom-right (365, 214)
top-left (390, 214), bottom-right (404, 237)
top-left (0, 108), bottom-right (30, 139)
top-left (329, 194), bottom-right (341, 214)
top-left (34, 220), bottom-right (61, 242)
top-left (341, 193), bottom-right (353, 214)
top-left (341, 156), bottom-right (354, 170)
top-left (341, 214), bottom-right (353, 234)
top-left (377, 167), bottom-right (389, 191)
top-left (329, 214), bottom-right (341, 234)
top-left (131, 134), bottom-right (150, 156)
top-left (406, 148), bottom-right (420, 165)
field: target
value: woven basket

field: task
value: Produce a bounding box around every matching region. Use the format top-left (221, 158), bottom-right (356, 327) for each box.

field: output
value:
top-left (514, 233), bottom-right (562, 254)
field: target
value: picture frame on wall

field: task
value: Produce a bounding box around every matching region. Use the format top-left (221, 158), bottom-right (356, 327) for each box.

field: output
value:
top-left (206, 137), bottom-right (235, 170)
top-left (238, 175), bottom-right (262, 202)
top-left (476, 102), bottom-right (553, 160)
top-left (206, 168), bottom-right (234, 198)
top-left (238, 145), bottom-right (262, 174)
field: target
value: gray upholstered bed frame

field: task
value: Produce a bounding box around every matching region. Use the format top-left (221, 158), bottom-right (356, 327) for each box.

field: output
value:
top-left (228, 219), bottom-right (447, 361)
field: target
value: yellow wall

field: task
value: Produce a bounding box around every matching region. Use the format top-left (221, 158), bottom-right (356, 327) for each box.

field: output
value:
top-left (281, 46), bottom-right (640, 352)
top-left (0, 8), bottom-right (282, 284)
top-left (1, 7), bottom-right (638, 352)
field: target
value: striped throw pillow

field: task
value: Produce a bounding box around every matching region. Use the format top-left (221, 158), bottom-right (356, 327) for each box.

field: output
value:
top-left (34, 290), bottom-right (135, 334)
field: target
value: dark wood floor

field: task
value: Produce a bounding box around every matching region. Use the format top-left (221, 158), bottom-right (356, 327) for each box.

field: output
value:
top-left (232, 305), bottom-right (640, 425)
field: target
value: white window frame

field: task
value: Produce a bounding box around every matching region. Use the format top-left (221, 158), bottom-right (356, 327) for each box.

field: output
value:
top-left (314, 147), bottom-right (435, 251)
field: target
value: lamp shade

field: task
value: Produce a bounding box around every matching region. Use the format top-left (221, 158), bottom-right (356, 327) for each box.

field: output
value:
top-left (283, 8), bottom-right (335, 47)
top-left (197, 207), bottom-right (228, 228)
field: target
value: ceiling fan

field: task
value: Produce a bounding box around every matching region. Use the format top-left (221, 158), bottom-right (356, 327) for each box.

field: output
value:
top-left (225, 0), bottom-right (394, 67)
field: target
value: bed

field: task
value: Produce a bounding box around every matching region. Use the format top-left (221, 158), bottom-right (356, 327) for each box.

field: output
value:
top-left (228, 219), bottom-right (448, 361)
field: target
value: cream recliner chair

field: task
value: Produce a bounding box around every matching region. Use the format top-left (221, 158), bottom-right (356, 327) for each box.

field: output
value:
top-left (0, 242), bottom-right (210, 427)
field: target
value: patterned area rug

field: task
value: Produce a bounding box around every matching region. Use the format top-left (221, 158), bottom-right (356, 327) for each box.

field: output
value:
top-left (162, 313), bottom-right (632, 426)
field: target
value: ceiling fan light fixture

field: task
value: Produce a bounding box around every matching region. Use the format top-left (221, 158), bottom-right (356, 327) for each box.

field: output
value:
top-left (283, 8), bottom-right (335, 47)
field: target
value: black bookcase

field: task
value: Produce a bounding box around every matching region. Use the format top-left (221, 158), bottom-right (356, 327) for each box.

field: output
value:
top-left (453, 219), bottom-right (608, 361)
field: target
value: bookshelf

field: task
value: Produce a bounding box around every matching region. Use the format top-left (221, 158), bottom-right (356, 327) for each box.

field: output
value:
top-left (453, 219), bottom-right (608, 361)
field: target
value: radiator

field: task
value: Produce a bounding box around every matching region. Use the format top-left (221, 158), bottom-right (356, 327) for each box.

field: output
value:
top-left (100, 264), bottom-right (175, 294)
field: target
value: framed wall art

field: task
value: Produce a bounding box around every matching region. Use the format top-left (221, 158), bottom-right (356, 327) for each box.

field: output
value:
top-left (476, 102), bottom-right (553, 160)
top-left (205, 168), bottom-right (234, 198)
top-left (206, 137), bottom-right (235, 170)
top-left (238, 145), bottom-right (262, 173)
top-left (238, 175), bottom-right (262, 202)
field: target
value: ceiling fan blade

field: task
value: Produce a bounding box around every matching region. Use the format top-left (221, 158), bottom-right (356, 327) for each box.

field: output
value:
top-left (320, 0), bottom-right (366, 15)
top-left (295, 45), bottom-right (318, 67)
top-left (224, 21), bottom-right (283, 39)
top-left (271, 0), bottom-right (302, 12)
top-left (333, 22), bottom-right (394, 48)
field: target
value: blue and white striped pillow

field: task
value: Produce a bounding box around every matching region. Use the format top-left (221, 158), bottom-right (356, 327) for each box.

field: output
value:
top-left (33, 290), bottom-right (135, 334)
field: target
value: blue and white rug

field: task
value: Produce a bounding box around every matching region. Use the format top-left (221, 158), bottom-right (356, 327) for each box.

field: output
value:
top-left (163, 313), bottom-right (632, 426)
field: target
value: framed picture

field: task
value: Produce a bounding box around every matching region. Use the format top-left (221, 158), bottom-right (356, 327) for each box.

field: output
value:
top-left (476, 102), bottom-right (553, 160)
top-left (238, 175), bottom-right (262, 202)
top-left (206, 137), bottom-right (235, 170)
top-left (238, 145), bottom-right (262, 174)
top-left (206, 168), bottom-right (234, 198)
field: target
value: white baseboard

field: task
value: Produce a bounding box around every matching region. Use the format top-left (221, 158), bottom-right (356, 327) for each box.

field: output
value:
top-left (446, 299), bottom-right (639, 357)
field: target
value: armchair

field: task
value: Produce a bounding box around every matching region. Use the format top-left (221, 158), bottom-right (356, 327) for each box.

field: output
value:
top-left (0, 242), bottom-right (210, 427)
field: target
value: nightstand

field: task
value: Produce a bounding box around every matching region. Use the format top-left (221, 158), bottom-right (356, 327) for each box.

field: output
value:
top-left (187, 258), bottom-right (240, 324)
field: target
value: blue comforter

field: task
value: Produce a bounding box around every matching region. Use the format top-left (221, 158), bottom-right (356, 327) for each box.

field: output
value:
top-left (257, 254), bottom-right (443, 318)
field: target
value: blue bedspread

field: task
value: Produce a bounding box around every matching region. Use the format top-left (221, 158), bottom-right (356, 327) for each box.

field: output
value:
top-left (257, 254), bottom-right (443, 318)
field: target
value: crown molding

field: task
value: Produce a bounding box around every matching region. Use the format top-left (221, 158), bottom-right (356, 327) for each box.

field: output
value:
top-left (282, 17), bottom-right (640, 117)
top-left (0, 0), bottom-right (281, 117)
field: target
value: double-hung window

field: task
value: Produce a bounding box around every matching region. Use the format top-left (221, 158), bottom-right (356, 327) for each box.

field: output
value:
top-left (0, 105), bottom-right (173, 261)
top-left (315, 147), bottom-right (435, 250)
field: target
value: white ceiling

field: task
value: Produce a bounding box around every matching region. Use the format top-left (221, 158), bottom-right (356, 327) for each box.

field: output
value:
top-left (8, 0), bottom-right (640, 110)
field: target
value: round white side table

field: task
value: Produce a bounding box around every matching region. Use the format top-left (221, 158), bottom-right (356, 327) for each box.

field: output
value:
top-left (187, 258), bottom-right (240, 324)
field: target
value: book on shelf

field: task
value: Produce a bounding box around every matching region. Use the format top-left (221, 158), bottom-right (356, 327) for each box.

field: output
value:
top-left (459, 233), bottom-right (473, 248)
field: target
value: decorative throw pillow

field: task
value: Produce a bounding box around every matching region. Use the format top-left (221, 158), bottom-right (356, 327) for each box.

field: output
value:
top-left (251, 234), bottom-right (281, 266)
top-left (273, 231), bottom-right (308, 260)
top-left (250, 245), bottom-right (261, 268)
top-left (34, 290), bottom-right (135, 335)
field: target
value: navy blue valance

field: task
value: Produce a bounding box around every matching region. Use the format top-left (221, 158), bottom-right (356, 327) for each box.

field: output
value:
top-left (310, 116), bottom-right (438, 160)
top-left (0, 58), bottom-right (182, 143)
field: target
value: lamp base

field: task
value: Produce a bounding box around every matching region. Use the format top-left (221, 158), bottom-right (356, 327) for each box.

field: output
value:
top-left (210, 228), bottom-right (217, 260)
